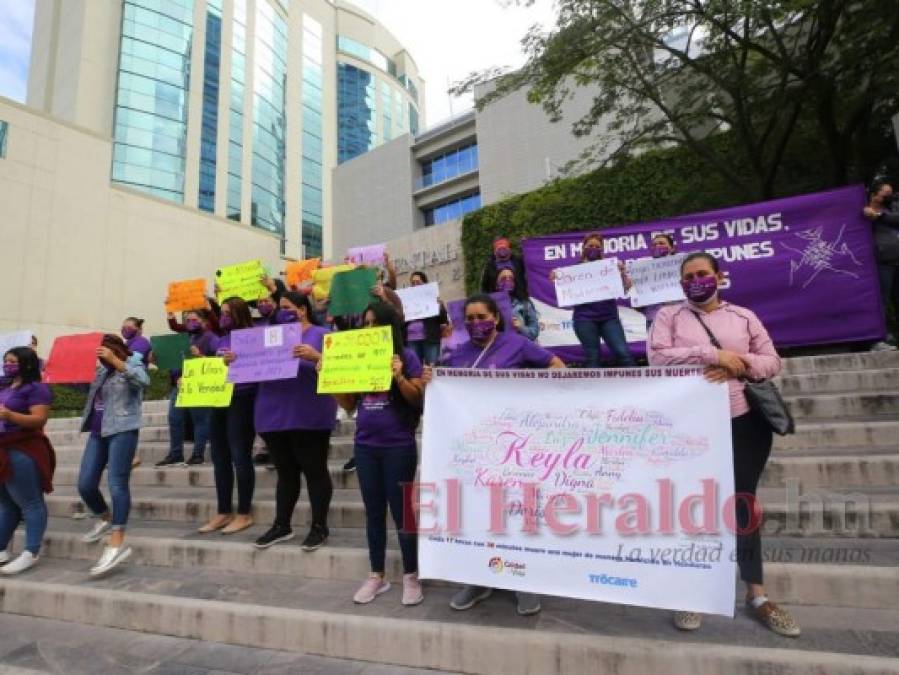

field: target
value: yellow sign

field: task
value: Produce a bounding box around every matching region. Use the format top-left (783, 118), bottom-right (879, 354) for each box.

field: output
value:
top-left (312, 264), bottom-right (355, 301)
top-left (176, 358), bottom-right (234, 408)
top-left (317, 326), bottom-right (393, 394)
top-left (216, 260), bottom-right (269, 303)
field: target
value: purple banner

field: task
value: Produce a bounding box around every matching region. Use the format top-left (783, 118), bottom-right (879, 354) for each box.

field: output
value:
top-left (523, 185), bottom-right (884, 357)
top-left (227, 324), bottom-right (303, 384)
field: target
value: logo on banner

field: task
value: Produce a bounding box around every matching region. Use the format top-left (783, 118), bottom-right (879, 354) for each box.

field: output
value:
top-left (784, 224), bottom-right (862, 289)
top-left (488, 557), bottom-right (504, 574)
top-left (487, 557), bottom-right (527, 577)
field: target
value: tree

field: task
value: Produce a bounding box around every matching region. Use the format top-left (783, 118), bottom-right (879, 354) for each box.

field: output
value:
top-left (454, 0), bottom-right (899, 198)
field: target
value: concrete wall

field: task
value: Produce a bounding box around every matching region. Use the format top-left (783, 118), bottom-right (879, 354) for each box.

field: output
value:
top-left (385, 219), bottom-right (465, 301)
top-left (0, 98), bottom-right (282, 346)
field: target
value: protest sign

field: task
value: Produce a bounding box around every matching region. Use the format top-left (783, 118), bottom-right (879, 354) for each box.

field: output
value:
top-left (628, 254), bottom-right (687, 307)
top-left (0, 331), bottom-right (33, 357)
top-left (176, 358), bottom-right (234, 407)
top-left (285, 258), bottom-right (320, 288)
top-left (215, 260), bottom-right (269, 303)
top-left (420, 367), bottom-right (735, 616)
top-left (43, 333), bottom-right (104, 384)
top-left (317, 326), bottom-right (393, 394)
top-left (328, 268), bottom-right (379, 317)
top-left (227, 324), bottom-right (303, 383)
top-left (149, 333), bottom-right (191, 371)
top-left (346, 243), bottom-right (386, 266)
top-left (396, 282), bottom-right (440, 321)
top-left (166, 279), bottom-right (207, 313)
top-left (312, 264), bottom-right (355, 300)
top-left (553, 258), bottom-right (625, 307)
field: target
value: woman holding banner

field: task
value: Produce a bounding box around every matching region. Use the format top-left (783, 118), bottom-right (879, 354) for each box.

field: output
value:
top-left (332, 303), bottom-right (425, 607)
top-left (0, 347), bottom-right (54, 574)
top-left (405, 271), bottom-right (449, 366)
top-left (496, 268), bottom-right (540, 342)
top-left (253, 292), bottom-right (338, 552)
top-left (198, 298), bottom-right (257, 535)
top-left (648, 252), bottom-right (800, 638)
top-left (77, 334), bottom-right (150, 576)
top-left (423, 293), bottom-right (564, 616)
top-left (557, 232), bottom-right (635, 368)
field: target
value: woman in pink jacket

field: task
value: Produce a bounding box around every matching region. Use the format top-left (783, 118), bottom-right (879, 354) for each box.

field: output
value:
top-left (648, 251), bottom-right (800, 638)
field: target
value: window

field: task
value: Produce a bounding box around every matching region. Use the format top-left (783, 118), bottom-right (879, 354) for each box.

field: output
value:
top-left (301, 14), bottom-right (324, 257)
top-left (337, 63), bottom-right (377, 163)
top-left (227, 0), bottom-right (247, 220)
top-left (422, 192), bottom-right (481, 227)
top-left (419, 142), bottom-right (479, 189)
top-left (0, 120), bottom-right (7, 158)
top-left (198, 6), bottom-right (222, 212)
top-left (337, 35), bottom-right (419, 104)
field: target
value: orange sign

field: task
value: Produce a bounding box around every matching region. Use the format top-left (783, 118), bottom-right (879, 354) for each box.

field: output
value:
top-left (285, 258), bottom-right (321, 288)
top-left (165, 279), bottom-right (208, 313)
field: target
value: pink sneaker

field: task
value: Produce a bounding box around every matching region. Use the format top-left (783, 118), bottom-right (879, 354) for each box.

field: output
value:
top-left (402, 573), bottom-right (424, 606)
top-left (353, 574), bottom-right (390, 604)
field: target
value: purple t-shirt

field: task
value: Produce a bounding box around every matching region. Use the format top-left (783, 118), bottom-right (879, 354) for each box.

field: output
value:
top-left (355, 347), bottom-right (422, 448)
top-left (0, 382), bottom-right (53, 433)
top-left (254, 325), bottom-right (337, 433)
top-left (571, 299), bottom-right (619, 323)
top-left (89, 386), bottom-right (105, 437)
top-left (406, 320), bottom-right (426, 343)
top-left (126, 335), bottom-right (152, 368)
top-left (442, 330), bottom-right (554, 369)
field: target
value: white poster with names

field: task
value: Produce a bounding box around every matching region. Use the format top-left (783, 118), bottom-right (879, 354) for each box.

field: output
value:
top-left (628, 254), bottom-right (687, 307)
top-left (419, 368), bottom-right (736, 616)
top-left (553, 258), bottom-right (624, 307)
top-left (396, 282), bottom-right (440, 321)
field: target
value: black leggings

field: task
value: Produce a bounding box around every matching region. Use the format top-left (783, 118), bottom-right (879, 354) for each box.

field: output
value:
top-left (261, 429), bottom-right (332, 530)
top-left (732, 410), bottom-right (773, 585)
top-left (209, 391), bottom-right (256, 515)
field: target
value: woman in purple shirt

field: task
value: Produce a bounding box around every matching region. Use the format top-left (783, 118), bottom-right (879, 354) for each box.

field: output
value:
top-left (554, 232), bottom-right (635, 367)
top-left (121, 317), bottom-right (152, 368)
top-left (199, 298), bottom-right (257, 535)
top-left (404, 271), bottom-right (449, 366)
top-left (423, 294), bottom-right (564, 616)
top-left (0, 347), bottom-right (53, 575)
top-left (333, 303), bottom-right (425, 607)
top-left (252, 292), bottom-right (338, 552)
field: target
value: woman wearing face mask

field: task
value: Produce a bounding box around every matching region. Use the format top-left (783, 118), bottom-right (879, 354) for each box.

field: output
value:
top-left (0, 347), bottom-right (54, 575)
top-left (77, 334), bottom-right (150, 576)
top-left (496, 268), bottom-right (540, 342)
top-left (422, 293), bottom-right (564, 617)
top-left (252, 292), bottom-right (338, 552)
top-left (480, 237), bottom-right (528, 295)
top-left (639, 234), bottom-right (678, 330)
top-left (331, 303), bottom-right (425, 607)
top-left (648, 252), bottom-right (800, 638)
top-left (254, 276), bottom-right (286, 326)
top-left (404, 271), bottom-right (449, 366)
top-left (156, 310), bottom-right (217, 468)
top-left (555, 232), bottom-right (635, 368)
top-left (121, 317), bottom-right (152, 368)
top-left (197, 298), bottom-right (258, 535)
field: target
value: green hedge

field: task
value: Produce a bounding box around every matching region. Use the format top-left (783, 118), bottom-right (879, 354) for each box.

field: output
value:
top-left (49, 368), bottom-right (172, 419)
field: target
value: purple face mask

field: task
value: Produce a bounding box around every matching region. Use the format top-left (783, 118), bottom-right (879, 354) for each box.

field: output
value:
top-left (584, 247), bottom-right (603, 261)
top-left (681, 276), bottom-right (719, 304)
top-left (275, 309), bottom-right (298, 324)
top-left (494, 246), bottom-right (512, 261)
top-left (466, 319), bottom-right (496, 344)
top-left (185, 319), bottom-right (202, 333)
top-left (257, 300), bottom-right (274, 317)
top-left (3, 363), bottom-right (19, 378)
top-left (121, 326), bottom-right (138, 340)
top-left (652, 245), bottom-right (670, 259)
top-left (497, 278), bottom-right (515, 293)
top-left (219, 314), bottom-right (234, 331)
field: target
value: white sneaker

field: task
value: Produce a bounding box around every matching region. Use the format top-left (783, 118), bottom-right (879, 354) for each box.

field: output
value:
top-left (870, 341), bottom-right (898, 352)
top-left (0, 549), bottom-right (10, 565)
top-left (90, 545), bottom-right (132, 577)
top-left (81, 520), bottom-right (111, 543)
top-left (1, 551), bottom-right (38, 575)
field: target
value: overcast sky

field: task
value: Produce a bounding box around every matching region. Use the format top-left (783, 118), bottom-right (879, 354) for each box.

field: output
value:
top-left (0, 0), bottom-right (555, 127)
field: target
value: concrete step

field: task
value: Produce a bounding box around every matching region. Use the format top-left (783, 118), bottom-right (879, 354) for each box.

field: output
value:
top-left (776, 368), bottom-right (899, 395)
top-left (0, 557), bottom-right (897, 674)
top-left (773, 419), bottom-right (899, 451)
top-left (778, 350), bottom-right (899, 375)
top-left (784, 392), bottom-right (899, 419)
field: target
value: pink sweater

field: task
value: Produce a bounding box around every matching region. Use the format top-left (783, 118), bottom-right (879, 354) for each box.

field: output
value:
top-left (648, 301), bottom-right (782, 417)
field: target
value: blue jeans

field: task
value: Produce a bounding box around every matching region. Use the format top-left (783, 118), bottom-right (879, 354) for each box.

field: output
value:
top-left (210, 391), bottom-right (256, 515)
top-left (354, 443), bottom-right (418, 574)
top-left (573, 318), bottom-right (635, 367)
top-left (168, 389), bottom-right (212, 461)
top-left (409, 340), bottom-right (441, 366)
top-left (0, 450), bottom-right (47, 554)
top-left (77, 430), bottom-right (138, 530)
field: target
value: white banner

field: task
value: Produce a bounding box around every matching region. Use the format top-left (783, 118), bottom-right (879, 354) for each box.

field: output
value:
top-left (419, 368), bottom-right (736, 616)
top-left (533, 298), bottom-right (647, 348)
top-left (396, 282), bottom-right (440, 321)
top-left (553, 258), bottom-right (624, 307)
top-left (627, 254), bottom-right (687, 308)
top-left (0, 331), bottom-right (33, 356)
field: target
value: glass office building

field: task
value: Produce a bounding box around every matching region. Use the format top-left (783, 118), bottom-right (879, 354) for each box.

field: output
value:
top-left (198, 0), bottom-right (222, 212)
top-left (301, 15), bottom-right (325, 258)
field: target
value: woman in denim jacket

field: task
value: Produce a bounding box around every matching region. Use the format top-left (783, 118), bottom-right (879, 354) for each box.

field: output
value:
top-left (77, 334), bottom-right (150, 576)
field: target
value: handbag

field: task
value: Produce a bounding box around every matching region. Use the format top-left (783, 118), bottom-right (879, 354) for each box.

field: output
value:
top-left (690, 312), bottom-right (795, 436)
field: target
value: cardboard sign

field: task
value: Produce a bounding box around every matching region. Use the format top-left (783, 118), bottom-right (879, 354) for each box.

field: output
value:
top-left (396, 283), bottom-right (440, 321)
top-left (0, 331), bottom-right (33, 357)
top-left (628, 254), bottom-right (687, 307)
top-left (346, 243), bottom-right (385, 266)
top-left (175, 357), bottom-right (234, 407)
top-left (215, 260), bottom-right (269, 303)
top-left (317, 326), bottom-right (393, 394)
top-left (285, 258), bottom-right (321, 288)
top-left (553, 258), bottom-right (625, 307)
top-left (150, 333), bottom-right (191, 371)
top-left (43, 333), bottom-right (105, 384)
top-left (312, 264), bottom-right (355, 301)
top-left (328, 268), bottom-right (379, 317)
top-left (227, 324), bottom-right (304, 383)
top-left (166, 279), bottom-right (208, 313)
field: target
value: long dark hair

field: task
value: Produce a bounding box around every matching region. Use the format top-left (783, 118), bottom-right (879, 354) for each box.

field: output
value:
top-left (494, 269), bottom-right (529, 303)
top-left (365, 301), bottom-right (406, 356)
top-left (5, 347), bottom-right (41, 385)
top-left (680, 251), bottom-right (721, 275)
top-left (282, 291), bottom-right (320, 326)
top-left (410, 270), bottom-right (428, 285)
top-left (222, 297), bottom-right (254, 329)
top-left (464, 293), bottom-right (506, 331)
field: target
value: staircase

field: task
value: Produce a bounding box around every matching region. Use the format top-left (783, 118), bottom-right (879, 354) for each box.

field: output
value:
top-left (1, 352), bottom-right (898, 674)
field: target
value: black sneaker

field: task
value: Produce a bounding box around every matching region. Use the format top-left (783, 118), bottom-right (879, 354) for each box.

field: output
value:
top-left (254, 452), bottom-right (272, 465)
top-left (301, 525), bottom-right (329, 552)
top-left (155, 455), bottom-right (183, 467)
top-left (186, 456), bottom-right (204, 466)
top-left (254, 525), bottom-right (295, 549)
top-left (342, 457), bottom-right (356, 473)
